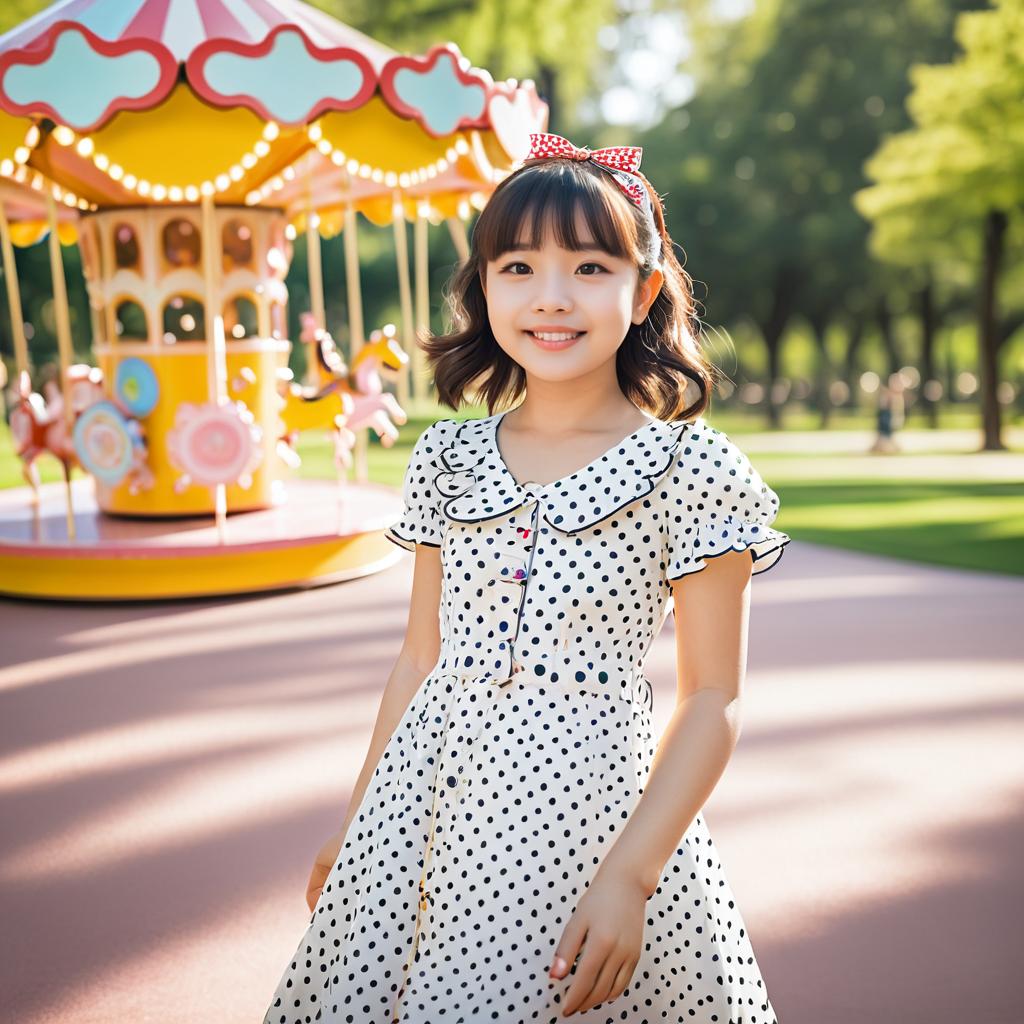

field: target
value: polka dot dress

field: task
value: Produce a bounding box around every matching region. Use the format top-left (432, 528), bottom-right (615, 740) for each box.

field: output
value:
top-left (263, 412), bottom-right (790, 1024)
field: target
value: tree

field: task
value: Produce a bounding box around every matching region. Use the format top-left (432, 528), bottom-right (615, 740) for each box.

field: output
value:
top-left (854, 0), bottom-right (1024, 450)
top-left (642, 0), bottom-right (987, 427)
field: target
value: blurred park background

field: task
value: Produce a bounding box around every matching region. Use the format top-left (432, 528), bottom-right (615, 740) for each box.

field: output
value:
top-left (2, 4), bottom-right (1022, 1024)
top-left (2, 0), bottom-right (1021, 575)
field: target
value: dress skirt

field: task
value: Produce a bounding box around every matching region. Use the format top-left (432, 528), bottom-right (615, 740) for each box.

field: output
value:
top-left (263, 665), bottom-right (779, 1024)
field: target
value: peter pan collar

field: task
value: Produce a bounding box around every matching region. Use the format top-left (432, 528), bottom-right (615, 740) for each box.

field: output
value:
top-left (433, 412), bottom-right (693, 536)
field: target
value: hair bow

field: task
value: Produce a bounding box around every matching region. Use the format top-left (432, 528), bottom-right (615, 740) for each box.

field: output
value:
top-left (526, 132), bottom-right (648, 209)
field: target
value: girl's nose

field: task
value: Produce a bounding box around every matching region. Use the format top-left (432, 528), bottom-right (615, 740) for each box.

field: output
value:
top-left (532, 292), bottom-right (573, 313)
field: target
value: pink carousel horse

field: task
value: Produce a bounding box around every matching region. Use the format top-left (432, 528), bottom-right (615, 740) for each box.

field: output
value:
top-left (276, 313), bottom-right (409, 471)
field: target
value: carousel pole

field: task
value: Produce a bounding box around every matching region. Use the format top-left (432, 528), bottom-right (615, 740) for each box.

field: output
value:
top-left (81, 221), bottom-right (105, 347)
top-left (45, 189), bottom-right (76, 540)
top-left (304, 198), bottom-right (346, 491)
top-left (391, 190), bottom-right (413, 410)
top-left (413, 203), bottom-right (430, 401)
top-left (343, 203), bottom-right (367, 482)
top-left (201, 190), bottom-right (228, 542)
top-left (0, 205), bottom-right (30, 380)
top-left (446, 215), bottom-right (470, 263)
top-left (97, 215), bottom-right (118, 345)
top-left (304, 200), bottom-right (325, 388)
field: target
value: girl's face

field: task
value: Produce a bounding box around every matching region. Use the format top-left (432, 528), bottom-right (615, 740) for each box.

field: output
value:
top-left (482, 210), bottom-right (663, 384)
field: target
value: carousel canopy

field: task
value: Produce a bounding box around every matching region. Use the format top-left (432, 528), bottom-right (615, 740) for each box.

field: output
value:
top-left (0, 0), bottom-right (548, 229)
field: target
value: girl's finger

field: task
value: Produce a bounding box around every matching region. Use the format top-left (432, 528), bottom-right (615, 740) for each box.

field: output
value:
top-left (574, 952), bottom-right (622, 1014)
top-left (551, 920), bottom-right (587, 979)
top-left (606, 957), bottom-right (638, 1005)
top-left (561, 939), bottom-right (611, 1016)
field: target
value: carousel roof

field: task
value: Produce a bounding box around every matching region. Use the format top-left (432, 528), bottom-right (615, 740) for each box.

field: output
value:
top-left (0, 0), bottom-right (396, 66)
top-left (0, 0), bottom-right (547, 232)
top-left (0, 0), bottom-right (543, 138)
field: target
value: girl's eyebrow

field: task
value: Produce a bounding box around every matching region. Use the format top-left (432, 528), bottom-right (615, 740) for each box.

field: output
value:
top-left (501, 240), bottom-right (604, 253)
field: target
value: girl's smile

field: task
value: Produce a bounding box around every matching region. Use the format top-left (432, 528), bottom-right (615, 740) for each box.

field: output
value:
top-left (524, 329), bottom-right (586, 350)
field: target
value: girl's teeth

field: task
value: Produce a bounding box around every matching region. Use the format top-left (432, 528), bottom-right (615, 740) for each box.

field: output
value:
top-left (531, 332), bottom-right (580, 341)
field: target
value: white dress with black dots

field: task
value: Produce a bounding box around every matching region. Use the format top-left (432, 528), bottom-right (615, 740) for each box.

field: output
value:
top-left (264, 412), bottom-right (791, 1024)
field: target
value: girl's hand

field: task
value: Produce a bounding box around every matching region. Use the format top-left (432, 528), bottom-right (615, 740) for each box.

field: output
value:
top-left (549, 868), bottom-right (647, 1016)
top-left (305, 827), bottom-right (346, 913)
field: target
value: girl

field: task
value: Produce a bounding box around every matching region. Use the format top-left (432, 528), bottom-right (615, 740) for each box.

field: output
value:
top-left (264, 132), bottom-right (790, 1024)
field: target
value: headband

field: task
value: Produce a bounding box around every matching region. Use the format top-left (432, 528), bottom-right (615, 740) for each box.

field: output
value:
top-left (523, 132), bottom-right (663, 268)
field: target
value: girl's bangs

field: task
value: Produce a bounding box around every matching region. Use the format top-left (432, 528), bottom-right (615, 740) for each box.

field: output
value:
top-left (474, 167), bottom-right (639, 263)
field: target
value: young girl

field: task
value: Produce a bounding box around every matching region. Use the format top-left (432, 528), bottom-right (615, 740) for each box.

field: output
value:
top-left (264, 132), bottom-right (790, 1024)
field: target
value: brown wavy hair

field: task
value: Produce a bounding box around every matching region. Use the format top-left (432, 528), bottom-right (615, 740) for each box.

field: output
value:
top-left (420, 155), bottom-right (714, 421)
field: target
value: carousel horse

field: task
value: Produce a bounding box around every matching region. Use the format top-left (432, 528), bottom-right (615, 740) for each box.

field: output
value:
top-left (344, 323), bottom-right (410, 448)
top-left (8, 370), bottom-right (63, 500)
top-left (9, 364), bottom-right (152, 500)
top-left (276, 316), bottom-right (409, 471)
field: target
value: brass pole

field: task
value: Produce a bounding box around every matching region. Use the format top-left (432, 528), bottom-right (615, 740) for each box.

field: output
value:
top-left (413, 207), bottom-right (430, 400)
top-left (391, 190), bottom-right (413, 408)
top-left (0, 205), bottom-right (29, 378)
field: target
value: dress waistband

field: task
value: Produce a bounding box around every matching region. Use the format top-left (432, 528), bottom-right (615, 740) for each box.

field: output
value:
top-left (434, 646), bottom-right (654, 711)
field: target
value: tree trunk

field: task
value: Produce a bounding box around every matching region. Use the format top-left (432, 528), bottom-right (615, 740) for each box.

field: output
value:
top-left (876, 295), bottom-right (900, 378)
top-left (977, 209), bottom-right (1006, 451)
top-left (841, 316), bottom-right (866, 412)
top-left (764, 337), bottom-right (782, 429)
top-left (810, 314), bottom-right (832, 429)
top-left (536, 64), bottom-right (559, 130)
top-left (758, 268), bottom-right (798, 430)
top-left (918, 277), bottom-right (939, 429)
top-left (944, 334), bottom-right (957, 409)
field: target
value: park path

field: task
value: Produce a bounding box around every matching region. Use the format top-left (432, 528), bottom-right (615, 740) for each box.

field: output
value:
top-left (0, 539), bottom-right (1021, 1024)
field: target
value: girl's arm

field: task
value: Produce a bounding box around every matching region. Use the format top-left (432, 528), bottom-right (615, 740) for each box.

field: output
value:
top-left (551, 549), bottom-right (755, 1013)
top-left (337, 545), bottom-right (443, 837)
top-left (599, 548), bottom-right (753, 896)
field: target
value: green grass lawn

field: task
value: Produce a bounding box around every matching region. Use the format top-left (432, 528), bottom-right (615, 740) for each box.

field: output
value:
top-left (3, 401), bottom-right (1022, 577)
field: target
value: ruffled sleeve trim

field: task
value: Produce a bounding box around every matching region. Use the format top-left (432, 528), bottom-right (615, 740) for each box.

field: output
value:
top-left (663, 421), bottom-right (791, 581)
top-left (384, 419), bottom-right (457, 551)
top-left (666, 514), bottom-right (791, 580)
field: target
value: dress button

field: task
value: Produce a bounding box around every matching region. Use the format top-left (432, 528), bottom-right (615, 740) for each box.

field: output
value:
top-left (446, 775), bottom-right (458, 788)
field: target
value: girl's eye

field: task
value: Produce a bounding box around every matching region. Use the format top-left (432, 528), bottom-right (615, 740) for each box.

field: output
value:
top-left (498, 261), bottom-right (608, 275)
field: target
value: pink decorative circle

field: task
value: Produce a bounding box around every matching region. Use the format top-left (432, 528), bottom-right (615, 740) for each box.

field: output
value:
top-left (188, 418), bottom-right (243, 469)
top-left (166, 401), bottom-right (263, 488)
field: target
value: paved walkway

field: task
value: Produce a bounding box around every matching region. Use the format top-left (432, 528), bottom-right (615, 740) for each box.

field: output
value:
top-left (0, 540), bottom-right (1021, 1023)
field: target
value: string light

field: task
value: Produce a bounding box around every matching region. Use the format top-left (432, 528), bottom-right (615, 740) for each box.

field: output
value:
top-left (244, 121), bottom-right (467, 207)
top-left (19, 120), bottom-right (284, 204)
top-left (3, 114), bottom-right (488, 226)
top-left (0, 130), bottom-right (96, 210)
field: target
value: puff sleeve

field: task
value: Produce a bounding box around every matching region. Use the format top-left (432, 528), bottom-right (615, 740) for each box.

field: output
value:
top-left (663, 422), bottom-right (791, 580)
top-left (384, 419), bottom-right (453, 551)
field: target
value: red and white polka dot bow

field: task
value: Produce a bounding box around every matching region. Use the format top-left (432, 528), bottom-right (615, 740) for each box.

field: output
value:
top-left (526, 132), bottom-right (648, 209)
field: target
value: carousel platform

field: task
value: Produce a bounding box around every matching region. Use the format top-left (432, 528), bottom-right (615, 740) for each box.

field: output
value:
top-left (0, 477), bottom-right (406, 601)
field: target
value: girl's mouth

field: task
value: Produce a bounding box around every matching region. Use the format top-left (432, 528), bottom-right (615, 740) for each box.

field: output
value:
top-left (524, 330), bottom-right (585, 351)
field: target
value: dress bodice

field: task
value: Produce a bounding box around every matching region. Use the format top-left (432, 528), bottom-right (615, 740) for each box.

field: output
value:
top-left (385, 412), bottom-right (790, 703)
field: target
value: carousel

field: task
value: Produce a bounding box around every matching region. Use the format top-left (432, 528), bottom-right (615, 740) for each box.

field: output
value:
top-left (0, 0), bottom-right (548, 600)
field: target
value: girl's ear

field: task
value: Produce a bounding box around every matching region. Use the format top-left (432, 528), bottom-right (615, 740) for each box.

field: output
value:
top-left (631, 267), bottom-right (664, 325)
